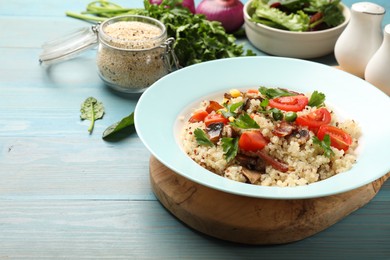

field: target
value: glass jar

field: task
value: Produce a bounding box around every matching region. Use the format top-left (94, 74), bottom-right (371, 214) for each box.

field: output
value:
top-left (39, 15), bottom-right (179, 93)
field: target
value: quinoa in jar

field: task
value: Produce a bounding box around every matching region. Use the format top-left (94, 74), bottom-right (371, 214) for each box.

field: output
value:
top-left (96, 15), bottom-right (173, 93)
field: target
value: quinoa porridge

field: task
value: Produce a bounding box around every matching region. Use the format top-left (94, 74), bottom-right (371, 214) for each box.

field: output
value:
top-left (180, 87), bottom-right (361, 187)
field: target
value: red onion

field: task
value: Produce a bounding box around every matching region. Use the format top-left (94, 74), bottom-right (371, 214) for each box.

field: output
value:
top-left (195, 0), bottom-right (244, 33)
top-left (149, 0), bottom-right (196, 14)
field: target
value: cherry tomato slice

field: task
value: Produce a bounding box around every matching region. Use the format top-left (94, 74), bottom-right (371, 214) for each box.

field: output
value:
top-left (188, 110), bottom-right (208, 123)
top-left (206, 100), bottom-right (224, 113)
top-left (204, 113), bottom-right (228, 127)
top-left (268, 95), bottom-right (309, 112)
top-left (317, 125), bottom-right (352, 151)
top-left (295, 107), bottom-right (331, 132)
top-left (238, 131), bottom-right (268, 152)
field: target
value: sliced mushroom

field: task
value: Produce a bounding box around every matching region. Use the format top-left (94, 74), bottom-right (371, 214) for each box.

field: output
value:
top-left (206, 122), bottom-right (224, 143)
top-left (241, 167), bottom-right (262, 184)
top-left (235, 153), bottom-right (266, 172)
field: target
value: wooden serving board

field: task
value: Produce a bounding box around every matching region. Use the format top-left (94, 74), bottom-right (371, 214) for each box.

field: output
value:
top-left (149, 156), bottom-right (389, 245)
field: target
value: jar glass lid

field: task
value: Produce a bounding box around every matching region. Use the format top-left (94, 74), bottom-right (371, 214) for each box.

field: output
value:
top-left (39, 26), bottom-right (98, 65)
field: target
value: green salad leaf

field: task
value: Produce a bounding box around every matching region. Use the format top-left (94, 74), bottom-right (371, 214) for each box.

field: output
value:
top-left (102, 112), bottom-right (135, 139)
top-left (250, 0), bottom-right (344, 32)
top-left (250, 0), bottom-right (310, 31)
top-left (230, 113), bottom-right (260, 129)
top-left (221, 137), bottom-right (239, 163)
top-left (194, 128), bottom-right (214, 147)
top-left (80, 97), bottom-right (105, 133)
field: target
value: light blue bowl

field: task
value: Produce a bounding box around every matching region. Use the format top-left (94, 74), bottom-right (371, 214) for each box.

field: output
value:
top-left (135, 56), bottom-right (390, 199)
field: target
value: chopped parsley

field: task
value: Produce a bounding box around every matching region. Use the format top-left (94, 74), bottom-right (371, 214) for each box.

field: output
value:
top-left (194, 128), bottom-right (214, 147)
top-left (308, 90), bottom-right (326, 107)
top-left (258, 86), bottom-right (295, 99)
top-left (221, 137), bottom-right (239, 163)
top-left (221, 101), bottom-right (243, 118)
top-left (230, 113), bottom-right (260, 129)
top-left (313, 134), bottom-right (334, 158)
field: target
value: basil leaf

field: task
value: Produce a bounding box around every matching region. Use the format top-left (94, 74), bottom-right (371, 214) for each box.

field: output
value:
top-left (102, 112), bottom-right (135, 139)
top-left (313, 135), bottom-right (334, 158)
top-left (221, 137), bottom-right (238, 163)
top-left (194, 128), bottom-right (214, 147)
top-left (80, 97), bottom-right (104, 134)
top-left (230, 113), bottom-right (260, 129)
top-left (308, 90), bottom-right (326, 107)
top-left (258, 86), bottom-right (295, 99)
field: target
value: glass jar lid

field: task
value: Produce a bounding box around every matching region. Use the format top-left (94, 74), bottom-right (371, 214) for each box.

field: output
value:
top-left (39, 26), bottom-right (98, 65)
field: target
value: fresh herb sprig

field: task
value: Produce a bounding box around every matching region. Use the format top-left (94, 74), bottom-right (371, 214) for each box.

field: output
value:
top-left (258, 86), bottom-right (295, 99)
top-left (308, 90), bottom-right (326, 107)
top-left (230, 113), bottom-right (260, 129)
top-left (221, 137), bottom-right (239, 162)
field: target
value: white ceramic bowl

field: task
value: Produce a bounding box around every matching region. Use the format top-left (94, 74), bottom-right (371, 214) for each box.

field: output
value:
top-left (135, 56), bottom-right (390, 199)
top-left (244, 0), bottom-right (350, 59)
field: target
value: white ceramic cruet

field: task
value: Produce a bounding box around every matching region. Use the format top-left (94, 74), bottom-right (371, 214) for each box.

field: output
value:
top-left (365, 24), bottom-right (390, 95)
top-left (334, 2), bottom-right (386, 78)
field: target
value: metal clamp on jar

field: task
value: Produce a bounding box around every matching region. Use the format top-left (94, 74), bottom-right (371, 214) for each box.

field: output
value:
top-left (39, 15), bottom-right (180, 93)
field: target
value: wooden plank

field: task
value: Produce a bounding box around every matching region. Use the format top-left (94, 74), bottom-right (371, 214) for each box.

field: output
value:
top-left (0, 200), bottom-right (388, 259)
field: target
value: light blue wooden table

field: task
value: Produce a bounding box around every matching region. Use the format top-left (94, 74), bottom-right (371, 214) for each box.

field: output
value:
top-left (0, 0), bottom-right (389, 258)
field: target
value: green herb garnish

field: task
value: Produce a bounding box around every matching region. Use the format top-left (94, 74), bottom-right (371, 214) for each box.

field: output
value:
top-left (308, 90), bottom-right (326, 107)
top-left (260, 98), bottom-right (269, 110)
top-left (102, 112), bottom-right (135, 139)
top-left (194, 128), bottom-right (214, 147)
top-left (221, 101), bottom-right (244, 118)
top-left (221, 137), bottom-right (239, 163)
top-left (230, 113), bottom-right (260, 129)
top-left (80, 97), bottom-right (105, 133)
top-left (313, 134), bottom-right (334, 158)
top-left (259, 86), bottom-right (295, 99)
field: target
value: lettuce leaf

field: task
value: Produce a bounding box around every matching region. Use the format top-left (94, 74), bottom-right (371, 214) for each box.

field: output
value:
top-left (250, 0), bottom-right (310, 31)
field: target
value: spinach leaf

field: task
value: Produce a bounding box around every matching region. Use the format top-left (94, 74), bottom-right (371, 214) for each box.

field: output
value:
top-left (313, 135), bottom-right (334, 158)
top-left (80, 97), bottom-right (104, 133)
top-left (308, 90), bottom-right (326, 107)
top-left (221, 137), bottom-right (239, 163)
top-left (194, 128), bottom-right (214, 147)
top-left (230, 113), bottom-right (260, 129)
top-left (102, 112), bottom-right (135, 139)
